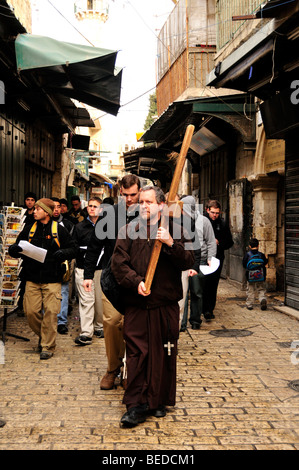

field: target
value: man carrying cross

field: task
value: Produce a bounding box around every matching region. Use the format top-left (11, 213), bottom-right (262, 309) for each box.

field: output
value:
top-left (111, 185), bottom-right (194, 427)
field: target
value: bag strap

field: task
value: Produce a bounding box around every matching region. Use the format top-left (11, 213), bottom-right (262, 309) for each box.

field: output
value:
top-left (51, 220), bottom-right (60, 248)
top-left (28, 221), bottom-right (37, 243)
top-left (28, 220), bottom-right (60, 248)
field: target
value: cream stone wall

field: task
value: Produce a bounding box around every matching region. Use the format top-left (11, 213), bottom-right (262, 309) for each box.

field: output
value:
top-left (7, 0), bottom-right (32, 32)
top-left (250, 175), bottom-right (280, 290)
top-left (51, 135), bottom-right (70, 198)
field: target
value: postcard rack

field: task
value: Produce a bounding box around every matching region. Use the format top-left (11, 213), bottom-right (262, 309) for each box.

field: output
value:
top-left (0, 204), bottom-right (29, 342)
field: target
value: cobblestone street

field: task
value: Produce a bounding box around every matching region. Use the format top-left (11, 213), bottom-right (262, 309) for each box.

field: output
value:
top-left (1, 280), bottom-right (299, 451)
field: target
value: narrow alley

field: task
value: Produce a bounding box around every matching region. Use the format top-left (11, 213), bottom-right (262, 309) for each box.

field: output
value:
top-left (1, 279), bottom-right (299, 451)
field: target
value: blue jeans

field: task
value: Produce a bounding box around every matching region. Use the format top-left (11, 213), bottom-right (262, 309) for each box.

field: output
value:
top-left (57, 282), bottom-right (69, 326)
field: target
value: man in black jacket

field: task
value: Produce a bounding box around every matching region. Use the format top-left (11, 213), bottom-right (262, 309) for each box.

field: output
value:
top-left (72, 197), bottom-right (103, 346)
top-left (9, 198), bottom-right (77, 359)
top-left (52, 197), bottom-right (74, 335)
top-left (24, 192), bottom-right (37, 226)
top-left (203, 200), bottom-right (234, 320)
top-left (83, 175), bottom-right (140, 390)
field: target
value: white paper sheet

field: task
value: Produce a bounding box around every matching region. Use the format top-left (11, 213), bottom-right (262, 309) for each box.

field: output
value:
top-left (18, 240), bottom-right (47, 263)
top-left (200, 256), bottom-right (220, 275)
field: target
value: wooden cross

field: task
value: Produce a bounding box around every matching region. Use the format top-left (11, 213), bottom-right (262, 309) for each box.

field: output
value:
top-left (144, 124), bottom-right (195, 294)
top-left (164, 341), bottom-right (175, 356)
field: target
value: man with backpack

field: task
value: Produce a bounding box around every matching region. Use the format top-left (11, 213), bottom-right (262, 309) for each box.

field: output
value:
top-left (8, 198), bottom-right (77, 359)
top-left (242, 238), bottom-right (268, 311)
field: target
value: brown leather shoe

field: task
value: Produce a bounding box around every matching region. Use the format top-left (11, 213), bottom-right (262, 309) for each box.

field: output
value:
top-left (100, 369), bottom-right (120, 390)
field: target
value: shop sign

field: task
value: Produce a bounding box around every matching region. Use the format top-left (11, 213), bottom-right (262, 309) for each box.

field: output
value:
top-left (75, 153), bottom-right (89, 178)
top-left (264, 139), bottom-right (285, 173)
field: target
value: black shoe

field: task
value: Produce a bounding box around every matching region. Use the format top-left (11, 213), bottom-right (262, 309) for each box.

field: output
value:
top-left (94, 329), bottom-right (104, 338)
top-left (0, 419), bottom-right (6, 428)
top-left (57, 324), bottom-right (68, 335)
top-left (246, 305), bottom-right (253, 310)
top-left (191, 322), bottom-right (201, 330)
top-left (74, 335), bottom-right (92, 346)
top-left (120, 406), bottom-right (147, 428)
top-left (180, 326), bottom-right (186, 332)
top-left (204, 312), bottom-right (215, 322)
top-left (260, 299), bottom-right (267, 311)
top-left (40, 351), bottom-right (53, 360)
top-left (151, 405), bottom-right (166, 418)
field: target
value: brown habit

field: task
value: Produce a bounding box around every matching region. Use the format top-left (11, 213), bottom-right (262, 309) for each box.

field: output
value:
top-left (111, 220), bottom-right (194, 410)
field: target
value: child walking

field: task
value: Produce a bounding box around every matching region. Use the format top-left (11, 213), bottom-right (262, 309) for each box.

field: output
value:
top-left (243, 238), bottom-right (268, 311)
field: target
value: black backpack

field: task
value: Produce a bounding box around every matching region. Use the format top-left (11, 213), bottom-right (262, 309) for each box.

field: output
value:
top-left (100, 257), bottom-right (126, 315)
top-left (100, 226), bottom-right (135, 315)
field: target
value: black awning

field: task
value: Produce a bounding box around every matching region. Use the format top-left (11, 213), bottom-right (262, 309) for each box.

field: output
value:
top-left (256, 0), bottom-right (297, 18)
top-left (207, 9), bottom-right (299, 100)
top-left (123, 146), bottom-right (174, 186)
top-left (15, 34), bottom-right (123, 116)
top-left (141, 94), bottom-right (254, 147)
top-left (261, 87), bottom-right (299, 139)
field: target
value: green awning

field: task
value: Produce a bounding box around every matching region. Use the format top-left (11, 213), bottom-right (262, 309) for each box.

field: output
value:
top-left (15, 34), bottom-right (123, 116)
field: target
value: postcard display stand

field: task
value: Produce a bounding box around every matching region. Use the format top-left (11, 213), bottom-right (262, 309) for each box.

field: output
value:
top-left (0, 205), bottom-right (29, 342)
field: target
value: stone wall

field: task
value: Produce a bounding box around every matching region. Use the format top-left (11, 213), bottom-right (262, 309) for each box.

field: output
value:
top-left (7, 0), bottom-right (32, 32)
top-left (51, 135), bottom-right (70, 198)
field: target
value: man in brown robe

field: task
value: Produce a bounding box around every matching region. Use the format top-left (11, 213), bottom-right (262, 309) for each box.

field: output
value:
top-left (111, 186), bottom-right (194, 427)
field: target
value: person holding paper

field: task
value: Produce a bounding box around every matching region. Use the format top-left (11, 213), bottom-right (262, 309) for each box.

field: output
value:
top-left (179, 196), bottom-right (217, 330)
top-left (203, 200), bottom-right (234, 321)
top-left (52, 197), bottom-right (74, 335)
top-left (8, 198), bottom-right (77, 360)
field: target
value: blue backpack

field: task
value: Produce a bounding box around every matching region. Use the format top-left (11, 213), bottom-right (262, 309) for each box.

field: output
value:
top-left (246, 252), bottom-right (265, 282)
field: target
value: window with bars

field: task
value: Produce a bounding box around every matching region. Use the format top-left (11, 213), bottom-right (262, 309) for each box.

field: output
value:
top-left (216, 0), bottom-right (265, 50)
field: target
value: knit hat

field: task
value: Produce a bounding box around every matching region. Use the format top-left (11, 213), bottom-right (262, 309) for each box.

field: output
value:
top-left (24, 191), bottom-right (37, 201)
top-left (180, 195), bottom-right (196, 219)
top-left (35, 198), bottom-right (54, 217)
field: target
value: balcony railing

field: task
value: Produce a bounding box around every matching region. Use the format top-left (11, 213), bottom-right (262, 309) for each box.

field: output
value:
top-left (216, 0), bottom-right (265, 50)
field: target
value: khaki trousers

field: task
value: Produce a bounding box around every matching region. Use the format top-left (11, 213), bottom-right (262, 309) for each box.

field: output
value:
top-left (75, 268), bottom-right (103, 337)
top-left (102, 293), bottom-right (125, 373)
top-left (23, 281), bottom-right (62, 352)
top-left (178, 270), bottom-right (189, 328)
top-left (246, 281), bottom-right (266, 308)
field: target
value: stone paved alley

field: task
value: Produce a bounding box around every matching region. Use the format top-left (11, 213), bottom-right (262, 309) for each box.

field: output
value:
top-left (1, 280), bottom-right (299, 451)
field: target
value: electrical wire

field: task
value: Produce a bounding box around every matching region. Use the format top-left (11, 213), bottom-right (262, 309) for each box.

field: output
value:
top-left (46, 0), bottom-right (95, 46)
top-left (42, 0), bottom-right (293, 124)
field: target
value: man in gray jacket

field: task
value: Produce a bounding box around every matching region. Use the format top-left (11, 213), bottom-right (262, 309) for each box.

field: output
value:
top-left (179, 196), bottom-right (216, 330)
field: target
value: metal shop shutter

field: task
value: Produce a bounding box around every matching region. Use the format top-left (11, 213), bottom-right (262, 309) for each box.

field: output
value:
top-left (285, 133), bottom-right (299, 310)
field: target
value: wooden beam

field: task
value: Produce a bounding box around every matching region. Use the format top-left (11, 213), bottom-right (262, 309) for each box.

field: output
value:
top-left (232, 15), bottom-right (257, 21)
top-left (144, 124), bottom-right (195, 294)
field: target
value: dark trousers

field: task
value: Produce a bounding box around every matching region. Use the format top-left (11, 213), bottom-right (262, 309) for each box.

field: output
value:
top-left (203, 258), bottom-right (224, 314)
top-left (181, 271), bottom-right (205, 328)
top-left (123, 304), bottom-right (179, 411)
